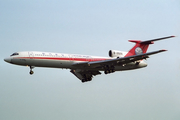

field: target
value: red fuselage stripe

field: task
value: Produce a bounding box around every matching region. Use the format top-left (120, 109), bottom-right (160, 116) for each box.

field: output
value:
top-left (16, 57), bottom-right (109, 62)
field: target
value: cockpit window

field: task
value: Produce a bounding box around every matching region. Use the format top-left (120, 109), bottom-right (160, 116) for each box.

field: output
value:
top-left (10, 52), bottom-right (19, 56)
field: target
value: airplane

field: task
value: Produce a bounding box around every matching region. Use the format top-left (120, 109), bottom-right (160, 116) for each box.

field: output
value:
top-left (4, 36), bottom-right (175, 83)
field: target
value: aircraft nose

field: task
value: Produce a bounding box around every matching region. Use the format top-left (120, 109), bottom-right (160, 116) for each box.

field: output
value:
top-left (4, 57), bottom-right (11, 63)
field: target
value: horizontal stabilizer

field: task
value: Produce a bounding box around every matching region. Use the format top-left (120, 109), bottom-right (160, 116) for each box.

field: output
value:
top-left (129, 36), bottom-right (175, 44)
top-left (140, 36), bottom-right (175, 44)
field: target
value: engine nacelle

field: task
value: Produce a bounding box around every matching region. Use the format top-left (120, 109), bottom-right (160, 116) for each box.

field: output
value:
top-left (109, 50), bottom-right (127, 58)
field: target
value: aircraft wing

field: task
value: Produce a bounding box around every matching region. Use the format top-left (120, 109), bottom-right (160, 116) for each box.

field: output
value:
top-left (72, 49), bottom-right (167, 69)
top-left (71, 49), bottom-right (166, 82)
top-left (89, 49), bottom-right (166, 66)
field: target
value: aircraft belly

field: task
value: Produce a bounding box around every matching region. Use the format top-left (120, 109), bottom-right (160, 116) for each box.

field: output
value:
top-left (10, 57), bottom-right (147, 72)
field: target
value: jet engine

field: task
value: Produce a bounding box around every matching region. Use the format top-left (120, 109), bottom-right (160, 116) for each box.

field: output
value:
top-left (109, 50), bottom-right (126, 58)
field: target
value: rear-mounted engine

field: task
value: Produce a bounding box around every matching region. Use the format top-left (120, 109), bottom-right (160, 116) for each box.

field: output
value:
top-left (109, 50), bottom-right (126, 58)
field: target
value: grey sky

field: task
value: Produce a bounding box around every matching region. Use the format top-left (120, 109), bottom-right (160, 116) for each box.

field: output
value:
top-left (1, 0), bottom-right (180, 120)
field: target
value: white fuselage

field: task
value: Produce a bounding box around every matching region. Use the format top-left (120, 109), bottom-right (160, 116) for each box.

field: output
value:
top-left (4, 51), bottom-right (147, 71)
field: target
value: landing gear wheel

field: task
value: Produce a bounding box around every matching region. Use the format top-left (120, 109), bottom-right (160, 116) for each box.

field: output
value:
top-left (30, 71), bottom-right (33, 75)
top-left (82, 79), bottom-right (86, 83)
top-left (104, 69), bottom-right (115, 74)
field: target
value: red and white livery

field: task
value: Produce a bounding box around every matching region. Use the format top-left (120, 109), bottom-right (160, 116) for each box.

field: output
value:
top-left (4, 36), bottom-right (175, 82)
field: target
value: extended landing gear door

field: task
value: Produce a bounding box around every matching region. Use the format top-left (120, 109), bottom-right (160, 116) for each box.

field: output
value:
top-left (28, 52), bottom-right (34, 59)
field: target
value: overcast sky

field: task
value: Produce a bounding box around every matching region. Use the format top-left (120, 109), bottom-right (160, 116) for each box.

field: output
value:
top-left (1, 0), bottom-right (180, 120)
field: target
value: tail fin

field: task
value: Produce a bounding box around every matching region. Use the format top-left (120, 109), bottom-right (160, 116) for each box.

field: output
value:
top-left (125, 36), bottom-right (175, 57)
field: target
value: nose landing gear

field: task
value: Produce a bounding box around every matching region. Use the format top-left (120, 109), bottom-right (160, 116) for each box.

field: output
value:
top-left (29, 66), bottom-right (34, 75)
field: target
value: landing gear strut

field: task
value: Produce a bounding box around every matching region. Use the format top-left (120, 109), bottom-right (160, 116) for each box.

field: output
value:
top-left (29, 66), bottom-right (34, 75)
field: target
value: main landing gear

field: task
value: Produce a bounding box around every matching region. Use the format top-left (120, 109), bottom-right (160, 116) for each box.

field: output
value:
top-left (82, 77), bottom-right (92, 83)
top-left (81, 74), bottom-right (92, 83)
top-left (29, 66), bottom-right (34, 75)
top-left (104, 65), bottom-right (115, 74)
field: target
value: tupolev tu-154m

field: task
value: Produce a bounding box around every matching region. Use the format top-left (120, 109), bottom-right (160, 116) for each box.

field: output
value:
top-left (4, 36), bottom-right (175, 83)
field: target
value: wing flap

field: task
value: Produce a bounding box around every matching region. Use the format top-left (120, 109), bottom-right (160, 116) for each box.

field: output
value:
top-left (70, 69), bottom-right (101, 82)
